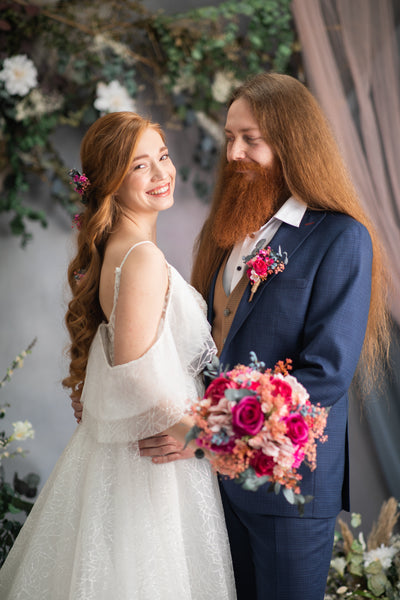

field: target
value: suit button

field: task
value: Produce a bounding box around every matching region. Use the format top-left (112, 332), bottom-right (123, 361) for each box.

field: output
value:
top-left (223, 308), bottom-right (231, 317)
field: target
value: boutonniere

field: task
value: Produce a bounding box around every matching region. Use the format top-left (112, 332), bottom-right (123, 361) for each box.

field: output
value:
top-left (243, 239), bottom-right (288, 302)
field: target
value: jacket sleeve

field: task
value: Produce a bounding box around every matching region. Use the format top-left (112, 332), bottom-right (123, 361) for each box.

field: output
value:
top-left (292, 220), bottom-right (372, 408)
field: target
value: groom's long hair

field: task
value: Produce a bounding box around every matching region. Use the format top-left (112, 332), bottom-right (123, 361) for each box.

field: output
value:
top-left (191, 72), bottom-right (390, 389)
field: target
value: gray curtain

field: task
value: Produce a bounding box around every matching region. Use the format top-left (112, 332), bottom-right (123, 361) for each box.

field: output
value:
top-left (364, 322), bottom-right (400, 499)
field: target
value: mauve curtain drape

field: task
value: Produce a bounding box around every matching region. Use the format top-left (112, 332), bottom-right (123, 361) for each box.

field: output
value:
top-left (292, 0), bottom-right (400, 323)
top-left (291, 0), bottom-right (400, 500)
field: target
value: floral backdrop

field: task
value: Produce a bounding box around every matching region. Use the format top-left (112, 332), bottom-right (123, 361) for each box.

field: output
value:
top-left (0, 0), bottom-right (300, 245)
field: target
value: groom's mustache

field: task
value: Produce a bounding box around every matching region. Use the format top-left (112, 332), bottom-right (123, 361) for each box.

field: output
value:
top-left (224, 160), bottom-right (268, 180)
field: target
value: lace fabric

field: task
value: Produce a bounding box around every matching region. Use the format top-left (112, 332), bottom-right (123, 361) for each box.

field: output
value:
top-left (0, 254), bottom-right (235, 599)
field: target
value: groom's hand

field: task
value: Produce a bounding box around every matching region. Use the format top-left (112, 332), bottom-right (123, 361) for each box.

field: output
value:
top-left (138, 434), bottom-right (194, 463)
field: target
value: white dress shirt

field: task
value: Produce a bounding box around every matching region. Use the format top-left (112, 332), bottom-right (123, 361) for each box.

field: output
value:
top-left (223, 196), bottom-right (307, 296)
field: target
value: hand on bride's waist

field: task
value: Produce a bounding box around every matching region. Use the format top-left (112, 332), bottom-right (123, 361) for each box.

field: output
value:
top-left (138, 433), bottom-right (213, 464)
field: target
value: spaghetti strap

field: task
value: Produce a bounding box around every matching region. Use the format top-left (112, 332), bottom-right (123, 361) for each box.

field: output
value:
top-left (119, 240), bottom-right (156, 271)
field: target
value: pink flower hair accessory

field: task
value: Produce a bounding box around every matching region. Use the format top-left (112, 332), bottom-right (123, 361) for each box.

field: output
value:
top-left (68, 168), bottom-right (90, 203)
top-left (72, 213), bottom-right (83, 230)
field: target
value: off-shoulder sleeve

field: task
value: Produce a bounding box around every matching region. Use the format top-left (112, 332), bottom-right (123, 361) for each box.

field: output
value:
top-left (81, 267), bottom-right (216, 444)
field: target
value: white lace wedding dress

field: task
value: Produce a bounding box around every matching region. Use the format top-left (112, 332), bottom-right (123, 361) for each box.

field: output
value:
top-left (0, 243), bottom-right (236, 600)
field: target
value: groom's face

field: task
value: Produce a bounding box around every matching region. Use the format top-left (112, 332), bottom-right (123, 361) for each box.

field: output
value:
top-left (224, 97), bottom-right (274, 167)
top-left (210, 97), bottom-right (289, 248)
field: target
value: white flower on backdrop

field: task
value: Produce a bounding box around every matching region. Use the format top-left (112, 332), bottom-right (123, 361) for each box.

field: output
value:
top-left (94, 80), bottom-right (136, 113)
top-left (211, 71), bottom-right (241, 104)
top-left (10, 421), bottom-right (35, 443)
top-left (0, 54), bottom-right (38, 97)
top-left (15, 88), bottom-right (64, 122)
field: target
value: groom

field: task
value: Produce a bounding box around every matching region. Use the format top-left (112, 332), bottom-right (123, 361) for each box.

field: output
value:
top-left (138, 74), bottom-right (382, 600)
top-left (74, 73), bottom-right (380, 599)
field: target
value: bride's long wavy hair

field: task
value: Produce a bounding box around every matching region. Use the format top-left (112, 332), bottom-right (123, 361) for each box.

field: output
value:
top-left (191, 73), bottom-right (390, 388)
top-left (62, 112), bottom-right (164, 399)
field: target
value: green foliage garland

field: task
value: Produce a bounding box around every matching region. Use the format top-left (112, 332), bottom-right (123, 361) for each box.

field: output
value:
top-left (0, 0), bottom-right (301, 245)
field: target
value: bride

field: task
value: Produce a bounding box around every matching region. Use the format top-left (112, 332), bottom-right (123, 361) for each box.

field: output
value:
top-left (0, 112), bottom-right (236, 599)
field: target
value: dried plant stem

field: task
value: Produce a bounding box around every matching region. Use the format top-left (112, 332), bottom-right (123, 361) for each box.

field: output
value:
top-left (367, 496), bottom-right (399, 550)
top-left (338, 518), bottom-right (354, 556)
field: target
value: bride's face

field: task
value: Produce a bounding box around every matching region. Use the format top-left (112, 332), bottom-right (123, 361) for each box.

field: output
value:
top-left (116, 127), bottom-right (176, 215)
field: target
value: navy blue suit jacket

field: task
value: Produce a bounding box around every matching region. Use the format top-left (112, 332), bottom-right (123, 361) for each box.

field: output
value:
top-left (208, 210), bottom-right (372, 518)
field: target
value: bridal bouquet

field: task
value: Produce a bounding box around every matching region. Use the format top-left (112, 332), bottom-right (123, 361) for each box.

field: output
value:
top-left (186, 353), bottom-right (329, 513)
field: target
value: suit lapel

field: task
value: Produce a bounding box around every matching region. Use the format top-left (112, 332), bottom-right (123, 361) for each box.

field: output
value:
top-left (220, 209), bottom-right (326, 360)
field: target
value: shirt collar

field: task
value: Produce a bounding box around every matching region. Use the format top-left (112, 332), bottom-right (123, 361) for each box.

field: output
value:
top-left (255, 196), bottom-right (307, 236)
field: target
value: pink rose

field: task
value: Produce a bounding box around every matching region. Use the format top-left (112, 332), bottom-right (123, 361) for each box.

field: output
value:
top-left (205, 376), bottom-right (238, 406)
top-left (232, 396), bottom-right (264, 436)
top-left (292, 446), bottom-right (305, 469)
top-left (271, 377), bottom-right (292, 400)
top-left (252, 257), bottom-right (269, 277)
top-left (250, 450), bottom-right (274, 476)
top-left (210, 439), bottom-right (236, 454)
top-left (284, 413), bottom-right (309, 446)
top-left (208, 398), bottom-right (234, 436)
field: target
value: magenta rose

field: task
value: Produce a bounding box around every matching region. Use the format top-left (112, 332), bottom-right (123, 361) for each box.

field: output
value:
top-left (250, 450), bottom-right (275, 476)
top-left (284, 413), bottom-right (309, 446)
top-left (232, 396), bottom-right (264, 436)
top-left (205, 376), bottom-right (238, 406)
top-left (251, 257), bottom-right (269, 277)
top-left (292, 446), bottom-right (305, 469)
top-left (210, 439), bottom-right (236, 454)
top-left (271, 377), bottom-right (292, 400)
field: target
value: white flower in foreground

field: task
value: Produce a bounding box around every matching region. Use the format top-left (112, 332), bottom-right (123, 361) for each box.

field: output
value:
top-left (11, 420), bottom-right (35, 442)
top-left (94, 80), bottom-right (136, 113)
top-left (330, 556), bottom-right (347, 577)
top-left (364, 544), bottom-right (397, 570)
top-left (0, 54), bottom-right (38, 96)
top-left (211, 71), bottom-right (241, 104)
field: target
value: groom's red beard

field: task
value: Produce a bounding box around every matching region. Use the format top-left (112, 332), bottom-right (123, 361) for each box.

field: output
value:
top-left (211, 160), bottom-right (289, 248)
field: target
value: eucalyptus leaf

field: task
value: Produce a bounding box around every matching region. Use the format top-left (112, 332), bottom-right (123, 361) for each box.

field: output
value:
top-left (184, 425), bottom-right (202, 449)
top-left (224, 388), bottom-right (256, 402)
top-left (348, 562), bottom-right (364, 577)
top-left (282, 487), bottom-right (295, 505)
top-left (7, 503), bottom-right (22, 515)
top-left (368, 572), bottom-right (389, 597)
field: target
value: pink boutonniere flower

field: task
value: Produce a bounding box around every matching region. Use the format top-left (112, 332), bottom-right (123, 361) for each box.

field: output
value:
top-left (244, 240), bottom-right (288, 301)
